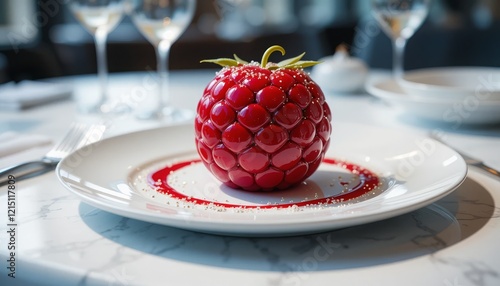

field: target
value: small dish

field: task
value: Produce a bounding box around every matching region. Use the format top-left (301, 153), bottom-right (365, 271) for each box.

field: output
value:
top-left (366, 78), bottom-right (500, 125)
top-left (400, 67), bottom-right (500, 101)
top-left (311, 45), bottom-right (368, 94)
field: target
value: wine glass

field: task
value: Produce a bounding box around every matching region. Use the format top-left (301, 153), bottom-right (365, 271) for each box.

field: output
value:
top-left (371, 0), bottom-right (430, 79)
top-left (69, 0), bottom-right (127, 113)
top-left (129, 0), bottom-right (196, 120)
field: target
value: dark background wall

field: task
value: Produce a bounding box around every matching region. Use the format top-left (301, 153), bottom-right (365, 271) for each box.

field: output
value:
top-left (1, 0), bottom-right (500, 83)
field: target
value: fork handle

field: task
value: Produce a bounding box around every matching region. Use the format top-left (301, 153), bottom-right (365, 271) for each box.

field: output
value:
top-left (474, 162), bottom-right (500, 179)
top-left (0, 160), bottom-right (57, 186)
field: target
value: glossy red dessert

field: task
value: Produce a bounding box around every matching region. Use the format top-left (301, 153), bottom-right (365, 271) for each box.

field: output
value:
top-left (195, 45), bottom-right (332, 191)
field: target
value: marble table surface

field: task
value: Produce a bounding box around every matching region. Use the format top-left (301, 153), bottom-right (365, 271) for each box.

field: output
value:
top-left (0, 70), bottom-right (499, 286)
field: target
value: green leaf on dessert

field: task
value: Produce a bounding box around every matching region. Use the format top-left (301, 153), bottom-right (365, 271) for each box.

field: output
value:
top-left (200, 58), bottom-right (239, 67)
top-left (233, 54), bottom-right (248, 64)
top-left (283, 60), bottom-right (322, 69)
top-left (201, 46), bottom-right (322, 69)
top-left (266, 63), bottom-right (280, 70)
top-left (277, 52), bottom-right (305, 68)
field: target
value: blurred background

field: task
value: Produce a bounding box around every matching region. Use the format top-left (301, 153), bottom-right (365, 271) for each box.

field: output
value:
top-left (2, 0), bottom-right (500, 83)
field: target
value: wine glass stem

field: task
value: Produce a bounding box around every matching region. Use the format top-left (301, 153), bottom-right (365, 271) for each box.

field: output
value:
top-left (94, 27), bottom-right (109, 105)
top-left (156, 40), bottom-right (172, 112)
top-left (393, 37), bottom-right (407, 79)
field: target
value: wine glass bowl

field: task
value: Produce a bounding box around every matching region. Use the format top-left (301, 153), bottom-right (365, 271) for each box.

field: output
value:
top-left (71, 2), bottom-right (123, 34)
top-left (371, 0), bottom-right (430, 78)
top-left (69, 0), bottom-right (127, 113)
top-left (129, 0), bottom-right (196, 120)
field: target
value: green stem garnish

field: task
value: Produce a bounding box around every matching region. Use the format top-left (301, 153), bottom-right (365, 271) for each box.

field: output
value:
top-left (200, 45), bottom-right (320, 70)
top-left (261, 45), bottom-right (285, 68)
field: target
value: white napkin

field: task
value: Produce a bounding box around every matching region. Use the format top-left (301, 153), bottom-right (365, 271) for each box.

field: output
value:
top-left (0, 80), bottom-right (72, 110)
top-left (0, 132), bottom-right (52, 158)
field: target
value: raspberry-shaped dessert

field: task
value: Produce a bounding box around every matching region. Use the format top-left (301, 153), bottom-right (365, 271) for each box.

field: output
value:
top-left (195, 45), bottom-right (332, 191)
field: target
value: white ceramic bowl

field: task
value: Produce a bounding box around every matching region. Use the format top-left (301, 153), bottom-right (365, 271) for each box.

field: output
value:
top-left (400, 67), bottom-right (500, 101)
top-left (367, 78), bottom-right (500, 125)
top-left (311, 55), bottom-right (368, 94)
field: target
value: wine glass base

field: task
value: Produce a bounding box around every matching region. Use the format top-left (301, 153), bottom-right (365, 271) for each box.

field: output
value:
top-left (78, 100), bottom-right (132, 116)
top-left (136, 107), bottom-right (194, 123)
top-left (100, 101), bottom-right (132, 116)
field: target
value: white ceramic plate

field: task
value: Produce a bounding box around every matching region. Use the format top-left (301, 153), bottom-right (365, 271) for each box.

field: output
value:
top-left (56, 123), bottom-right (466, 236)
top-left (367, 78), bottom-right (500, 125)
top-left (400, 67), bottom-right (500, 100)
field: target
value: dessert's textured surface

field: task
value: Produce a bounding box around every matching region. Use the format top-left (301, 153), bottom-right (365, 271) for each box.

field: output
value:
top-left (195, 46), bottom-right (332, 191)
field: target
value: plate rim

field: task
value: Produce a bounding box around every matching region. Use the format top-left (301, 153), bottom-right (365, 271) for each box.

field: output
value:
top-left (367, 78), bottom-right (500, 105)
top-left (401, 66), bottom-right (500, 93)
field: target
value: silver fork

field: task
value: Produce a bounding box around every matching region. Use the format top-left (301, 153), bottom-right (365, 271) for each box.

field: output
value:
top-left (0, 122), bottom-right (106, 185)
top-left (430, 133), bottom-right (500, 179)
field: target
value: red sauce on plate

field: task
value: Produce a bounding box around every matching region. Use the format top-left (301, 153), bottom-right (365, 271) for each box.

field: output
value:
top-left (149, 158), bottom-right (380, 209)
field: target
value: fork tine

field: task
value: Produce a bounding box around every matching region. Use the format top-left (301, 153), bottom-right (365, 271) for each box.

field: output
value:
top-left (58, 123), bottom-right (78, 151)
top-left (74, 124), bottom-right (105, 150)
top-left (45, 123), bottom-right (106, 160)
top-left (68, 123), bottom-right (88, 151)
top-left (55, 123), bottom-right (85, 153)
